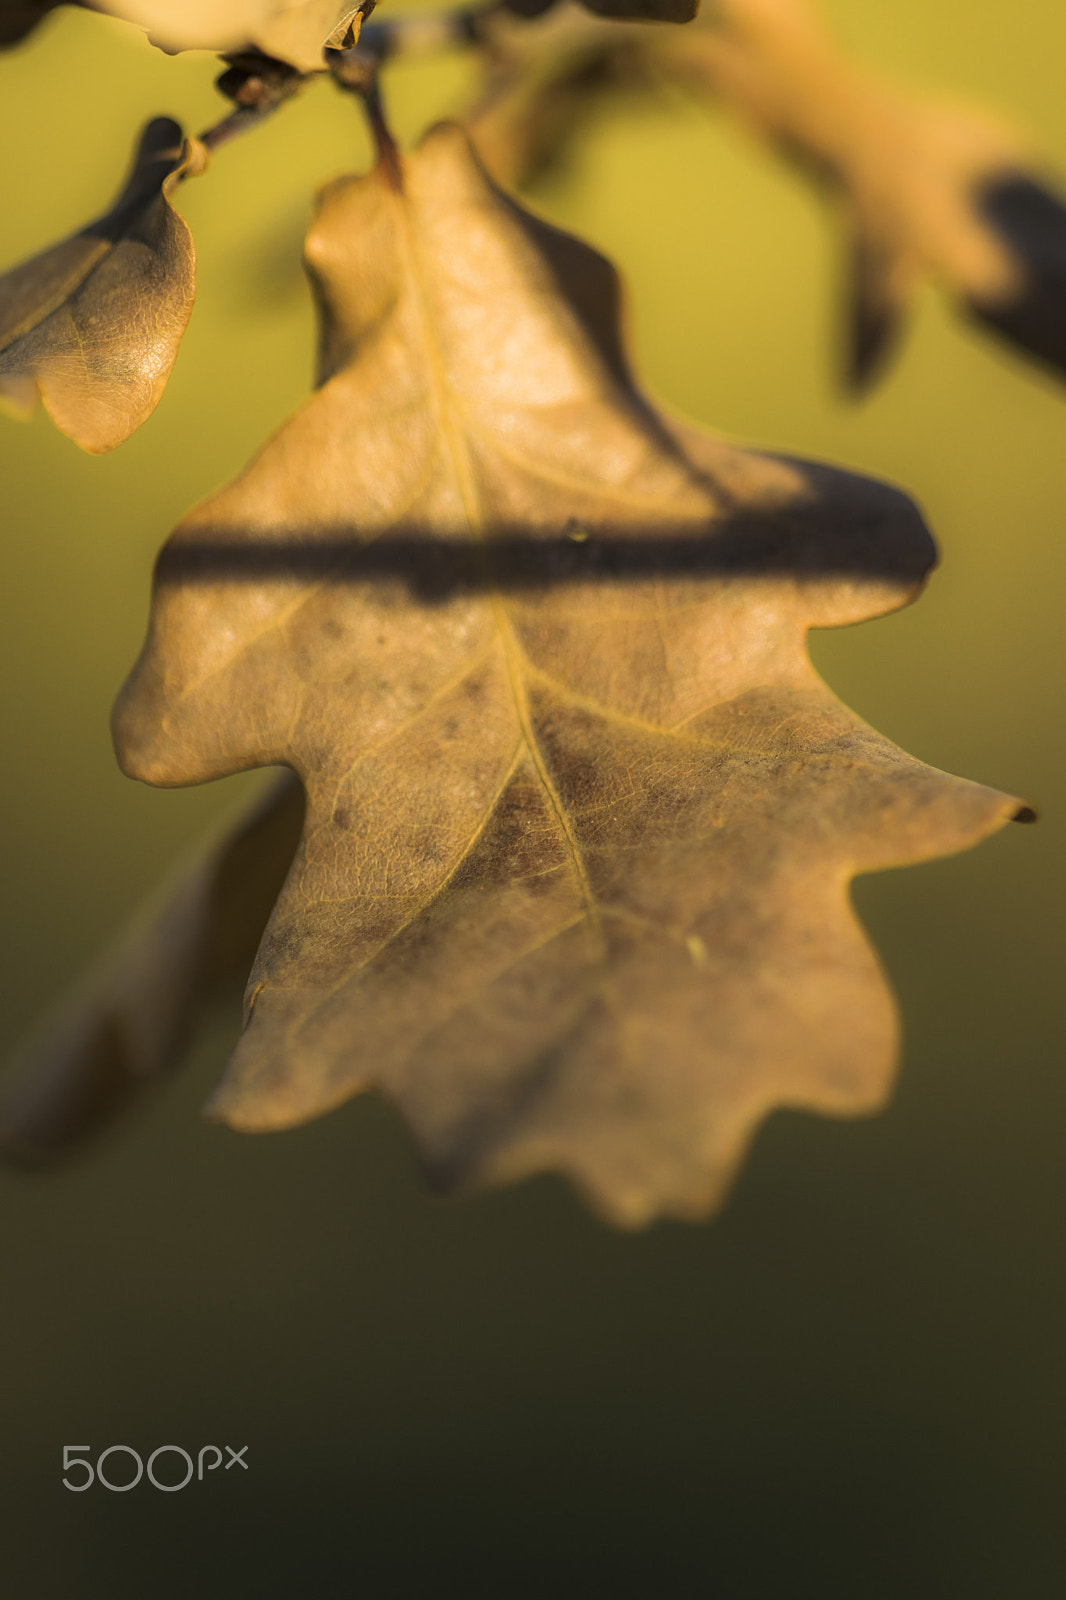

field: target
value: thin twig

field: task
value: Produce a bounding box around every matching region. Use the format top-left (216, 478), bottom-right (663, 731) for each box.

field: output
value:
top-left (197, 104), bottom-right (282, 154)
top-left (195, 56), bottom-right (310, 160)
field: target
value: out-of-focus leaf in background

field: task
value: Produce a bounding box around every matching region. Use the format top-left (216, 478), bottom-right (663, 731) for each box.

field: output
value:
top-left (0, 774), bottom-right (303, 1167)
top-left (466, 0), bottom-right (1066, 391)
top-left (653, 0), bottom-right (1066, 389)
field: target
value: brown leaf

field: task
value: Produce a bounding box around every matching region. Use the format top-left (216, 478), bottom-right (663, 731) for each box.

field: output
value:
top-left (647, 0), bottom-right (1050, 388)
top-left (92, 124), bottom-right (1032, 1227)
top-left (0, 775), bottom-right (303, 1166)
top-left (96, 0), bottom-right (366, 71)
top-left (0, 117), bottom-right (204, 452)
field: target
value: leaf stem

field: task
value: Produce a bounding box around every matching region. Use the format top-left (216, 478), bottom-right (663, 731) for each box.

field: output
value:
top-left (329, 47), bottom-right (404, 187)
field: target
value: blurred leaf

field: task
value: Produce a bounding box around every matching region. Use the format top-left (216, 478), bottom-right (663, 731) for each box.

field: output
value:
top-left (472, 0), bottom-right (1066, 390)
top-left (0, 116), bottom-right (204, 453)
top-left (0, 776), bottom-right (303, 1166)
top-left (65, 124), bottom-right (1023, 1227)
top-left (649, 0), bottom-right (1066, 388)
top-left (966, 172), bottom-right (1066, 381)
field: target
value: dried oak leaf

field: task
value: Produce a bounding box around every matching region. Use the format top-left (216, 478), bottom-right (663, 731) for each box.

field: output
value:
top-left (650, 0), bottom-right (1066, 387)
top-left (0, 117), bottom-right (204, 452)
top-left (60, 122), bottom-right (1023, 1228)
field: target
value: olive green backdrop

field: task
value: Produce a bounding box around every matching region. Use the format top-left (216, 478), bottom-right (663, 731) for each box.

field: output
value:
top-left (0, 2), bottom-right (1063, 1595)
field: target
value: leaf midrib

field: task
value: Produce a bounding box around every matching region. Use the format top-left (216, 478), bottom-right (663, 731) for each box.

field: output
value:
top-left (394, 188), bottom-right (606, 950)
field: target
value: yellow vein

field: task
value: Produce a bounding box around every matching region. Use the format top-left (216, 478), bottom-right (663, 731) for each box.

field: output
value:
top-left (514, 655), bottom-right (738, 752)
top-left (392, 195), bottom-right (606, 952)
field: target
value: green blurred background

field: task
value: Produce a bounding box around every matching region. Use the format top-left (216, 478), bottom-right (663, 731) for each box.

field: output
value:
top-left (1, 2), bottom-right (1064, 1594)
